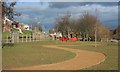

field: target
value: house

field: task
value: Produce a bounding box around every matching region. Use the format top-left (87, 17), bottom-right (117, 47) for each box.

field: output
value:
top-left (2, 16), bottom-right (30, 32)
top-left (17, 23), bottom-right (29, 30)
top-left (2, 17), bottom-right (12, 32)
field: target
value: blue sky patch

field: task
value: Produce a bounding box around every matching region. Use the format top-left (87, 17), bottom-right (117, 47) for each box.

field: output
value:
top-left (14, 2), bottom-right (118, 31)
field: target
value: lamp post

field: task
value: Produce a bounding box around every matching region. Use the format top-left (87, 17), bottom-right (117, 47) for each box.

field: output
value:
top-left (95, 22), bottom-right (97, 47)
top-left (94, 8), bottom-right (98, 47)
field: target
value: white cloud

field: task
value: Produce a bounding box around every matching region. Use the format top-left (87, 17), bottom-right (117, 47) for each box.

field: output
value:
top-left (15, 4), bottom-right (49, 11)
top-left (65, 4), bottom-right (118, 13)
top-left (14, 3), bottom-right (118, 30)
top-left (6, 0), bottom-right (120, 2)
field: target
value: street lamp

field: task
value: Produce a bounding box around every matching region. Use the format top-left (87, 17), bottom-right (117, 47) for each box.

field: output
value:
top-left (94, 22), bottom-right (97, 47)
top-left (94, 8), bottom-right (98, 47)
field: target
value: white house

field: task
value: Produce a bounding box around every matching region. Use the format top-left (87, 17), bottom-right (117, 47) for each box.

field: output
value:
top-left (23, 24), bottom-right (29, 30)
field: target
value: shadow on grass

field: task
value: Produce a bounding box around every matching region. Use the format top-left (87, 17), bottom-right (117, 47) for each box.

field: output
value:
top-left (2, 43), bottom-right (15, 48)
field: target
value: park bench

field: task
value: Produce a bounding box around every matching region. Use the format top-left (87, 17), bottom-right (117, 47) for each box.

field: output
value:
top-left (59, 37), bottom-right (69, 42)
top-left (69, 37), bottom-right (78, 41)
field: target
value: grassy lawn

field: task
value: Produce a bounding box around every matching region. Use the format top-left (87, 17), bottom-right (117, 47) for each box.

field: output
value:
top-left (2, 42), bottom-right (76, 69)
top-left (2, 41), bottom-right (118, 70)
top-left (60, 41), bottom-right (118, 70)
top-left (2, 29), bottom-right (32, 39)
top-left (2, 32), bottom-right (10, 39)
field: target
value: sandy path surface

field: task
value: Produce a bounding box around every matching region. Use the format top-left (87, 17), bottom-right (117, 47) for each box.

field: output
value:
top-left (10, 45), bottom-right (106, 70)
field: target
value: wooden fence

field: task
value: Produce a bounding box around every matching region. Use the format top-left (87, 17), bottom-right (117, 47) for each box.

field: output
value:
top-left (3, 32), bottom-right (48, 43)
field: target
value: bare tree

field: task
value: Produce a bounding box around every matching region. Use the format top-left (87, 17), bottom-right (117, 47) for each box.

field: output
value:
top-left (2, 1), bottom-right (21, 43)
top-left (111, 25), bottom-right (120, 40)
top-left (54, 12), bottom-right (110, 41)
top-left (55, 14), bottom-right (71, 36)
top-left (30, 18), bottom-right (42, 32)
top-left (74, 12), bottom-right (99, 41)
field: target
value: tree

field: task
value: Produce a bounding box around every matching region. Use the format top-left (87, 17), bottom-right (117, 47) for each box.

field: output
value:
top-left (111, 25), bottom-right (120, 40)
top-left (76, 12), bottom-right (99, 41)
top-left (30, 18), bottom-right (42, 32)
top-left (97, 24), bottom-right (110, 41)
top-left (32, 24), bottom-right (42, 32)
top-left (2, 1), bottom-right (21, 43)
top-left (54, 12), bottom-right (110, 41)
top-left (55, 14), bottom-right (71, 36)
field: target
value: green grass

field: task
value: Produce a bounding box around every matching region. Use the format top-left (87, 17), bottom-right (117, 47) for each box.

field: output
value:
top-left (2, 42), bottom-right (76, 69)
top-left (60, 42), bottom-right (118, 70)
top-left (2, 28), bottom-right (19, 39)
top-left (2, 32), bottom-right (10, 39)
top-left (2, 29), bottom-right (32, 39)
top-left (20, 30), bottom-right (32, 36)
top-left (2, 41), bottom-right (118, 70)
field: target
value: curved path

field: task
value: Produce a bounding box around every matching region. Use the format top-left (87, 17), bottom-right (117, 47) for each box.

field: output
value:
top-left (11, 45), bottom-right (106, 70)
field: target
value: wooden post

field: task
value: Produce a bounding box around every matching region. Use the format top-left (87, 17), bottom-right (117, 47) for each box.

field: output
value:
top-left (84, 33), bottom-right (85, 41)
top-left (34, 34), bottom-right (35, 42)
top-left (7, 36), bottom-right (9, 43)
top-left (33, 34), bottom-right (34, 42)
top-left (22, 35), bottom-right (23, 42)
top-left (35, 34), bottom-right (36, 41)
top-left (29, 35), bottom-right (31, 42)
top-left (12, 34), bottom-right (14, 43)
top-left (87, 34), bottom-right (88, 41)
top-left (44, 34), bottom-right (46, 40)
top-left (52, 35), bottom-right (54, 40)
top-left (39, 34), bottom-right (41, 41)
top-left (17, 33), bottom-right (19, 43)
top-left (26, 35), bottom-right (27, 42)
top-left (31, 35), bottom-right (32, 42)
top-left (95, 29), bottom-right (97, 47)
top-left (15, 33), bottom-right (17, 43)
top-left (36, 35), bottom-right (38, 41)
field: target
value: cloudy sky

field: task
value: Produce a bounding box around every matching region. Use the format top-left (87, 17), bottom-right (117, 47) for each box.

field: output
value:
top-left (14, 2), bottom-right (118, 31)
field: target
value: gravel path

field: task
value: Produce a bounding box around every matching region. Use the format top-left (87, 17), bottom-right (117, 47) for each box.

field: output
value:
top-left (10, 45), bottom-right (106, 70)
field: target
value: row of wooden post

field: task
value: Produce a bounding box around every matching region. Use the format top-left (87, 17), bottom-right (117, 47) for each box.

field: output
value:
top-left (6, 34), bottom-right (42, 43)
